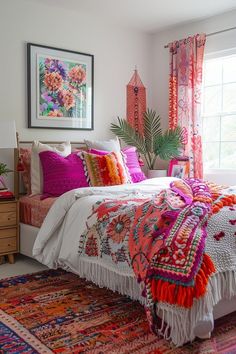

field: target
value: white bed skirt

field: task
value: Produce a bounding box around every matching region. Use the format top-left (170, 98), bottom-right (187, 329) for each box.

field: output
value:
top-left (20, 223), bottom-right (39, 258)
top-left (20, 222), bottom-right (236, 342)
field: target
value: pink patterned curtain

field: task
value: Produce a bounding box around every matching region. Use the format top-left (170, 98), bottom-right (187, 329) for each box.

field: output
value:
top-left (168, 34), bottom-right (206, 179)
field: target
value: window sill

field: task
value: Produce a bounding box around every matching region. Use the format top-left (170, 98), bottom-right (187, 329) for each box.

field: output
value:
top-left (204, 169), bottom-right (236, 174)
top-left (204, 169), bottom-right (236, 185)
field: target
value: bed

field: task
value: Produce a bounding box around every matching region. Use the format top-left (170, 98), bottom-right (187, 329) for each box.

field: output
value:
top-left (19, 194), bottom-right (56, 257)
top-left (16, 141), bottom-right (236, 347)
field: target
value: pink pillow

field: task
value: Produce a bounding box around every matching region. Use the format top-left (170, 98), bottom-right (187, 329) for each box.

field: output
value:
top-left (89, 147), bottom-right (147, 183)
top-left (39, 151), bottom-right (89, 198)
top-left (122, 147), bottom-right (147, 183)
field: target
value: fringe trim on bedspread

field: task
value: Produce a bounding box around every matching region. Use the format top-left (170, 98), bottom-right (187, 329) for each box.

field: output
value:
top-left (156, 270), bottom-right (236, 347)
top-left (60, 258), bottom-right (145, 304)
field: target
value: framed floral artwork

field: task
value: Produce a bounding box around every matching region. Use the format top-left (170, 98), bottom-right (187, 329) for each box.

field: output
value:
top-left (168, 158), bottom-right (190, 179)
top-left (27, 43), bottom-right (94, 130)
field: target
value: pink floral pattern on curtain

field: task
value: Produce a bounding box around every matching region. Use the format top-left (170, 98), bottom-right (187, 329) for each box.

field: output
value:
top-left (168, 34), bottom-right (206, 179)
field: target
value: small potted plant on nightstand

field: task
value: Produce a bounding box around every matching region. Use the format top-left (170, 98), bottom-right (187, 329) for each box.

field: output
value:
top-left (111, 109), bottom-right (182, 177)
top-left (0, 163), bottom-right (12, 190)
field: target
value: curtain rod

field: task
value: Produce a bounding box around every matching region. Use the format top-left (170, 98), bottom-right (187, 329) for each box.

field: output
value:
top-left (164, 26), bottom-right (236, 48)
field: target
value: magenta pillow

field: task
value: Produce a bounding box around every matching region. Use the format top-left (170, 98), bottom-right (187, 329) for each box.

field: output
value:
top-left (89, 147), bottom-right (147, 183)
top-left (39, 151), bottom-right (89, 197)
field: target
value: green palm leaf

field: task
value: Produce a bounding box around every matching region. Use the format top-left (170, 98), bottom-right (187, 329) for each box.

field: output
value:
top-left (111, 117), bottom-right (146, 154)
top-left (111, 110), bottom-right (183, 170)
top-left (143, 109), bottom-right (162, 153)
top-left (154, 127), bottom-right (182, 160)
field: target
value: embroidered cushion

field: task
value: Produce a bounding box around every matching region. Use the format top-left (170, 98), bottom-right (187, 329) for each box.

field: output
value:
top-left (89, 147), bottom-right (147, 183)
top-left (79, 151), bottom-right (132, 187)
top-left (31, 141), bottom-right (71, 195)
top-left (39, 151), bottom-right (89, 197)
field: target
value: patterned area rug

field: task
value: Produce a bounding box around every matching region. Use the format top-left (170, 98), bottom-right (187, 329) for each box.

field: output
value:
top-left (0, 269), bottom-right (236, 354)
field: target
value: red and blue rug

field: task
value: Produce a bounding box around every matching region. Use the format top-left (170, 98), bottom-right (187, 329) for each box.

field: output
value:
top-left (0, 269), bottom-right (236, 353)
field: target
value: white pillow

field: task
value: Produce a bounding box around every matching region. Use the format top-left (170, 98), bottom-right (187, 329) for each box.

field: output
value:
top-left (84, 137), bottom-right (121, 152)
top-left (31, 141), bottom-right (71, 195)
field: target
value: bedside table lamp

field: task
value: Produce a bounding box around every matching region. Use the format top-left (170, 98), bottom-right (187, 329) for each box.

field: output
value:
top-left (0, 121), bottom-right (17, 190)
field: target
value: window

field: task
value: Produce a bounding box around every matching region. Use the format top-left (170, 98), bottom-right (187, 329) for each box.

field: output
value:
top-left (201, 52), bottom-right (236, 171)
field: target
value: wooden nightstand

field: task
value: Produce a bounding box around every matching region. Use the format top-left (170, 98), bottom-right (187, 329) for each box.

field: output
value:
top-left (0, 199), bottom-right (19, 264)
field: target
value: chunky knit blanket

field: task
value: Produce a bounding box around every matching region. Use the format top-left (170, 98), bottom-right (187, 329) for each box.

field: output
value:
top-left (129, 178), bottom-right (236, 343)
top-left (130, 179), bottom-right (214, 306)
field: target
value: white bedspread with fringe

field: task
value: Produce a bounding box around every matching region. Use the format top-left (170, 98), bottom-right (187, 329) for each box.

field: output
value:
top-left (33, 178), bottom-right (236, 346)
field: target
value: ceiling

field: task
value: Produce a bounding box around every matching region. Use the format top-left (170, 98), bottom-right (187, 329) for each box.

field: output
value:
top-left (33, 0), bottom-right (236, 33)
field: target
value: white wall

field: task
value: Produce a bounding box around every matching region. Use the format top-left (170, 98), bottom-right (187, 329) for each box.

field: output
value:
top-left (150, 9), bottom-right (236, 181)
top-left (0, 0), bottom-right (152, 189)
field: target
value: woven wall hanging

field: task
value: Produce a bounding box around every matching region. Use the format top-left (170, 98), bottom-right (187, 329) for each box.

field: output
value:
top-left (126, 69), bottom-right (146, 135)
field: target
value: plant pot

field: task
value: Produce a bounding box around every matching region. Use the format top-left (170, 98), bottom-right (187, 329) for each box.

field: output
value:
top-left (147, 169), bottom-right (167, 178)
top-left (0, 175), bottom-right (7, 189)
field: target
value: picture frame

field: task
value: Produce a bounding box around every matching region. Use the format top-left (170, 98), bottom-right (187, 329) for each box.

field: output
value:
top-left (27, 43), bottom-right (94, 130)
top-left (168, 158), bottom-right (190, 179)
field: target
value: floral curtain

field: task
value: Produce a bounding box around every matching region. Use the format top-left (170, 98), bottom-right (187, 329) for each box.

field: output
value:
top-left (168, 34), bottom-right (206, 179)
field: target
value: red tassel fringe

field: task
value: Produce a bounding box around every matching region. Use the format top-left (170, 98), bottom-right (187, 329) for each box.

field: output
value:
top-left (149, 253), bottom-right (216, 308)
top-left (212, 194), bottom-right (236, 214)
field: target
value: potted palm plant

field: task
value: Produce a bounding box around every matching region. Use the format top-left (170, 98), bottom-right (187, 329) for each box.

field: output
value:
top-left (0, 163), bottom-right (12, 189)
top-left (111, 109), bottom-right (183, 177)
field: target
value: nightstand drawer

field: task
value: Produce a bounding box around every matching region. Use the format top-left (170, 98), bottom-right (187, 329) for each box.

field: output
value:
top-left (0, 212), bottom-right (16, 226)
top-left (0, 237), bottom-right (17, 253)
top-left (0, 203), bottom-right (16, 213)
top-left (0, 228), bottom-right (17, 239)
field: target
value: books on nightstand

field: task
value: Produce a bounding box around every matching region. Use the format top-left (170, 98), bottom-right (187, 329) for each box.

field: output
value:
top-left (0, 189), bottom-right (15, 201)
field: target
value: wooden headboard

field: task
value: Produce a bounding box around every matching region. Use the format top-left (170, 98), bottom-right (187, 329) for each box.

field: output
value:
top-left (14, 139), bottom-right (87, 198)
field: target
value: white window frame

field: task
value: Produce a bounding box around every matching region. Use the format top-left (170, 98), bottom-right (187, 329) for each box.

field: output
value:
top-left (202, 47), bottom-right (236, 177)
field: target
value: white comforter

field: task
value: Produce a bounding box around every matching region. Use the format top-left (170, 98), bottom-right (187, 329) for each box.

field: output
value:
top-left (33, 177), bottom-right (176, 278)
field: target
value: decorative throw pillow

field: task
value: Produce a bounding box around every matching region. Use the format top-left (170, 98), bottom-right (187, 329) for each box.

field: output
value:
top-left (31, 141), bottom-right (71, 195)
top-left (19, 147), bottom-right (31, 194)
top-left (79, 151), bottom-right (132, 187)
top-left (89, 147), bottom-right (147, 183)
top-left (84, 137), bottom-right (121, 152)
top-left (122, 147), bottom-right (147, 182)
top-left (39, 151), bottom-right (89, 198)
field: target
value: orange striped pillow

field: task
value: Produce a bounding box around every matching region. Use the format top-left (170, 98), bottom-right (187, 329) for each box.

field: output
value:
top-left (79, 151), bottom-right (132, 186)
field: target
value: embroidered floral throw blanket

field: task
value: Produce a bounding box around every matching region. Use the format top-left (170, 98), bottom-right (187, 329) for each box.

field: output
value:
top-left (77, 179), bottom-right (236, 346)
